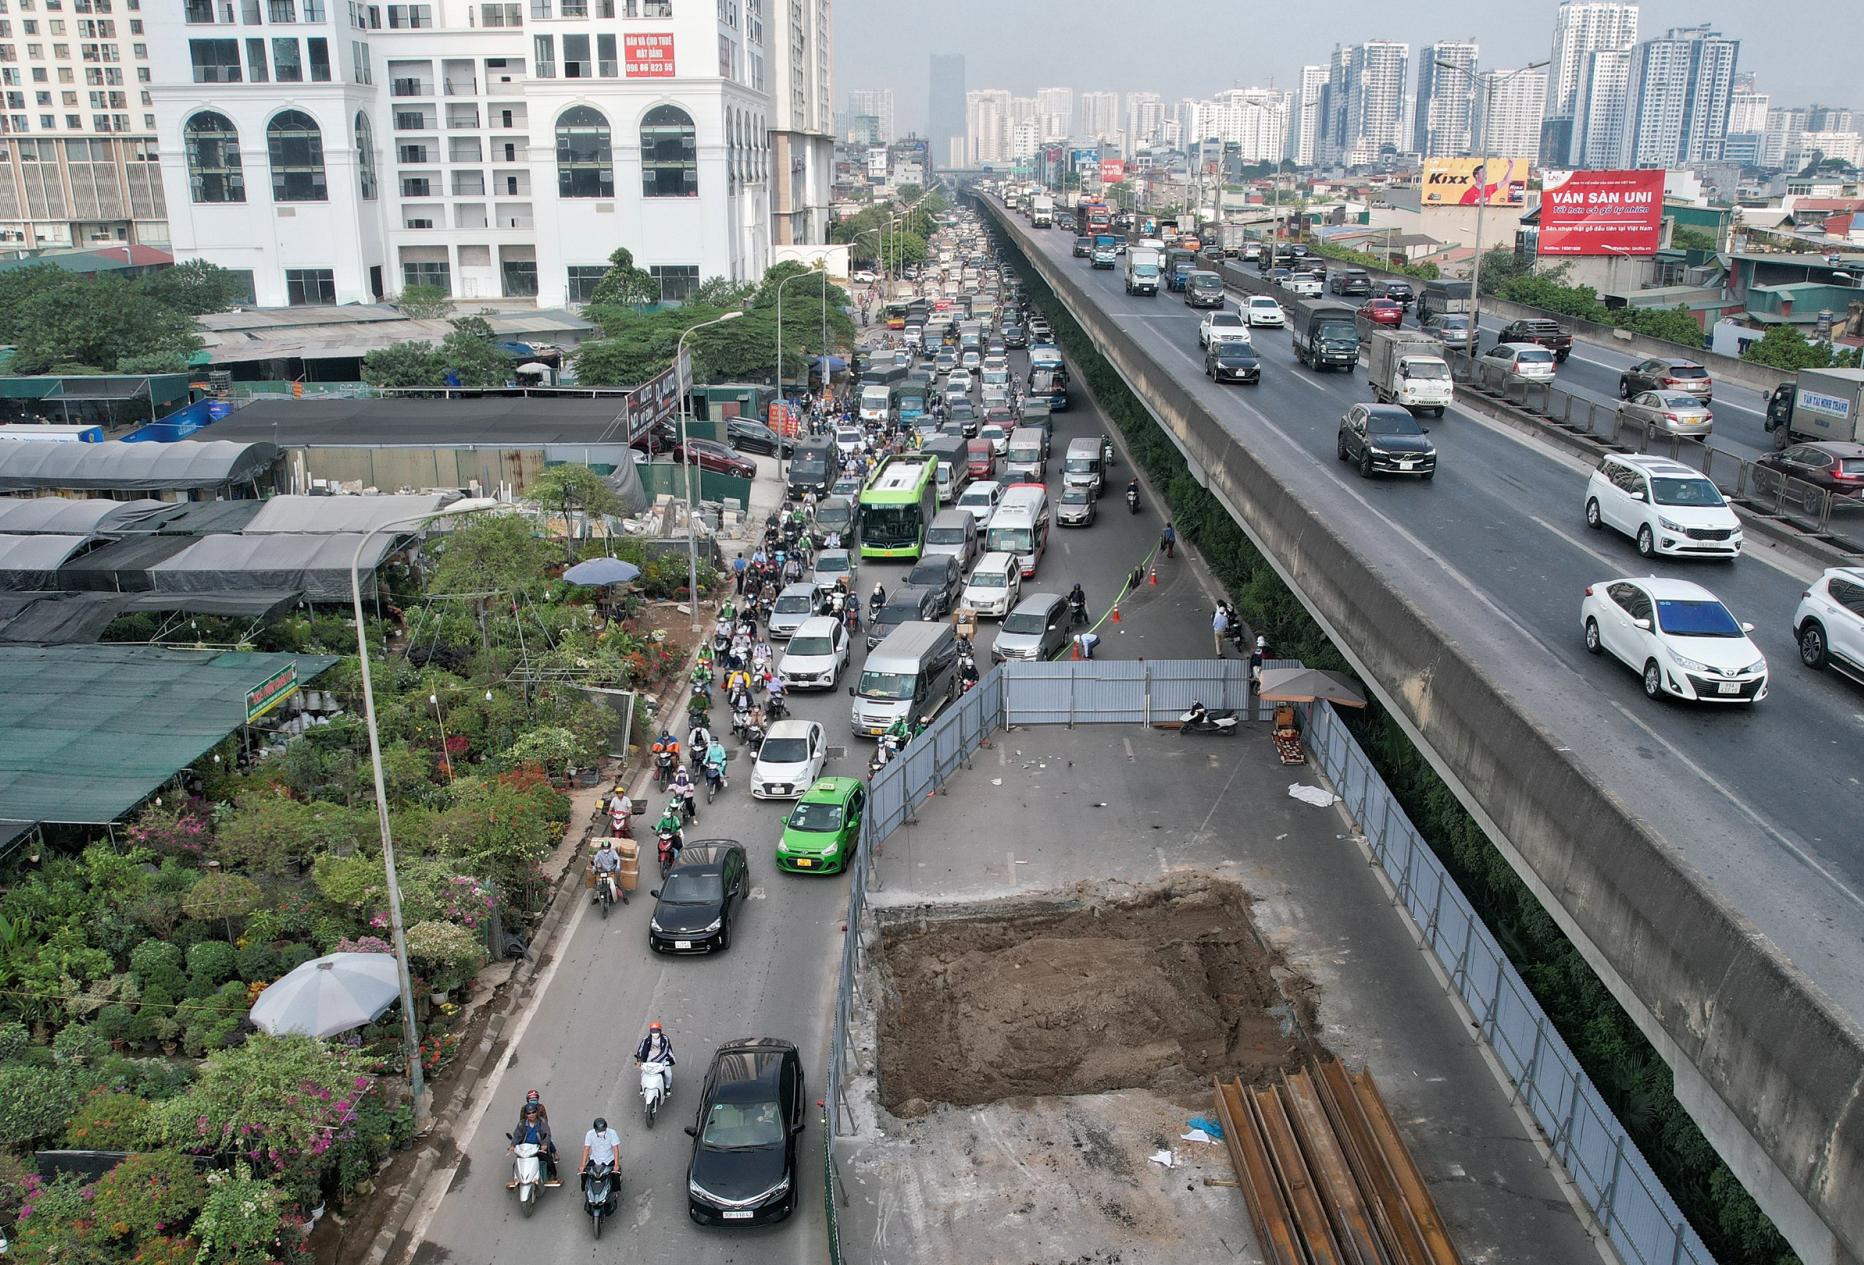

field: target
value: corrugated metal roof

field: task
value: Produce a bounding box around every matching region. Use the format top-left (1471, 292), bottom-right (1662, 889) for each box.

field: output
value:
top-left (0, 440), bottom-right (279, 492)
top-left (243, 493), bottom-right (451, 534)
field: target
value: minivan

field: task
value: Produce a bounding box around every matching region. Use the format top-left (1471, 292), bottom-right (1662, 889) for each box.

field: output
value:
top-left (923, 507), bottom-right (979, 568)
top-left (1005, 425), bottom-right (1047, 482)
top-left (866, 586), bottom-right (942, 649)
top-left (1062, 436), bottom-right (1105, 497)
top-left (849, 621), bottom-right (961, 735)
top-left (1583, 453), bottom-right (1743, 559)
top-left (961, 551), bottom-right (1022, 617)
top-left (786, 438), bottom-right (835, 498)
top-left (992, 592), bottom-right (1070, 663)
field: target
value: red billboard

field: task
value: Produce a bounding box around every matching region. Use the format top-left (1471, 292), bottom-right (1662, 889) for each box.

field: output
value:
top-left (1537, 169), bottom-right (1665, 256)
top-left (624, 32), bottom-right (675, 77)
top-left (1099, 158), bottom-right (1125, 185)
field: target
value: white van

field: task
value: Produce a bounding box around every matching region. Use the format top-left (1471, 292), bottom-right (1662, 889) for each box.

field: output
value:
top-left (986, 484), bottom-right (1051, 578)
top-left (1062, 436), bottom-right (1105, 497)
top-left (849, 621), bottom-right (961, 736)
top-left (923, 507), bottom-right (980, 568)
top-left (859, 383), bottom-right (894, 424)
top-left (1005, 426), bottom-right (1047, 482)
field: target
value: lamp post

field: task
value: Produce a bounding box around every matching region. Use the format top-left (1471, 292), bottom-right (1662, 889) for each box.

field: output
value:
top-left (776, 267), bottom-right (829, 476)
top-left (676, 309), bottom-right (744, 630)
top-left (349, 497), bottom-right (499, 1131)
top-left (1444, 58), bottom-right (1549, 347)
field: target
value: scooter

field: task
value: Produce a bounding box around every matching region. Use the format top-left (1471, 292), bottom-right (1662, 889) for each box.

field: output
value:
top-left (591, 865), bottom-right (620, 918)
top-left (640, 1059), bottom-right (672, 1128)
top-left (765, 691), bottom-right (789, 722)
top-left (1178, 707), bottom-right (1240, 736)
top-left (657, 819), bottom-right (683, 876)
top-left (1126, 486), bottom-right (1141, 514)
top-left (582, 1160), bottom-right (620, 1239)
top-left (653, 745), bottom-right (677, 790)
top-left (507, 1135), bottom-right (545, 1218)
top-left (1068, 595), bottom-right (1087, 628)
top-left (703, 758), bottom-right (726, 803)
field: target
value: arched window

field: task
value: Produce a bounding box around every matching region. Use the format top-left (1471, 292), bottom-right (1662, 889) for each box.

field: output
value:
top-left (184, 111), bottom-right (244, 204)
top-left (555, 105), bottom-right (613, 198)
top-left (354, 111), bottom-right (378, 201)
top-left (266, 109), bottom-right (326, 202)
top-left (641, 104), bottom-right (697, 198)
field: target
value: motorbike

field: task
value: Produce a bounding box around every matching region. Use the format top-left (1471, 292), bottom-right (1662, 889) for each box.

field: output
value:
top-left (1178, 707), bottom-right (1240, 736)
top-left (1126, 486), bottom-right (1141, 514)
top-left (765, 691), bottom-right (788, 722)
top-left (731, 706), bottom-right (756, 742)
top-left (868, 733), bottom-right (903, 777)
top-left (1068, 595), bottom-right (1087, 628)
top-left (591, 865), bottom-right (621, 917)
top-left (640, 1059), bottom-right (672, 1128)
top-left (582, 1160), bottom-right (619, 1239)
top-left (703, 759), bottom-right (725, 803)
top-left (656, 825), bottom-right (681, 877)
top-left (653, 746), bottom-right (677, 791)
top-left (672, 785), bottom-right (697, 825)
top-left (507, 1135), bottom-right (545, 1218)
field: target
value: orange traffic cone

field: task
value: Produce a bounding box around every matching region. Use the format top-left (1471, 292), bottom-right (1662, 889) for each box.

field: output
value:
top-left (1071, 638), bottom-right (1082, 660)
top-left (1149, 564), bottom-right (1158, 586)
top-left (1110, 604), bottom-right (1121, 624)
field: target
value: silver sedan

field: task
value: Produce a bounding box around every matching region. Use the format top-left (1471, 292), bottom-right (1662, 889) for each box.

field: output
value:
top-left (1619, 390), bottom-right (1714, 437)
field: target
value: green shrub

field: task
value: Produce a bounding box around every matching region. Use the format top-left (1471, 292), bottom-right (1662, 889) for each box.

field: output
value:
top-left (130, 941), bottom-right (185, 992)
top-left (0, 1019), bottom-right (30, 1060)
top-left (51, 1022), bottom-right (105, 1067)
top-left (8, 1171), bottom-right (91, 1263)
top-left (180, 982), bottom-right (249, 1057)
top-left (94, 1003), bottom-right (136, 1045)
top-left (0, 1148), bottom-right (32, 1223)
top-left (274, 941), bottom-right (317, 973)
top-left (139, 981), bottom-right (180, 1044)
top-left (187, 941), bottom-right (239, 989)
top-left (235, 940), bottom-right (278, 983)
top-left (0, 1063), bottom-right (77, 1147)
top-left (404, 919), bottom-right (485, 991)
top-left (181, 873), bottom-right (263, 933)
top-left (131, 1057), bottom-right (195, 1101)
top-left (63, 1088), bottom-right (155, 1149)
top-left (89, 1148), bottom-right (208, 1243)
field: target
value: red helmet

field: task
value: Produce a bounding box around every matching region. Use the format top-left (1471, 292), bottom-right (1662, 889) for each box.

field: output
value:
top-left (648, 1020), bottom-right (662, 1032)
top-left (525, 1089), bottom-right (540, 1102)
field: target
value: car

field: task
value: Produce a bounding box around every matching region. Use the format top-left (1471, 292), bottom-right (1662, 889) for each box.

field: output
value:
top-left (724, 418), bottom-right (791, 457)
top-left (1245, 295), bottom-right (1286, 327)
top-left (978, 423), bottom-right (1010, 456)
top-left (683, 1036), bottom-right (806, 1225)
top-left (777, 618), bottom-right (849, 690)
top-left (1621, 357), bottom-right (1712, 403)
top-left (767, 581), bottom-right (821, 639)
top-left (1751, 442), bottom-right (1864, 505)
top-left (906, 552), bottom-right (966, 616)
top-left (1619, 390), bottom-right (1715, 438)
top-left (648, 841), bottom-right (749, 954)
top-left (867, 585), bottom-right (941, 648)
top-left (961, 550), bottom-right (1022, 616)
top-left (1206, 340), bottom-right (1262, 384)
top-left (851, 269), bottom-right (877, 284)
top-left (1281, 272), bottom-right (1323, 297)
top-left (1057, 484), bottom-right (1098, 526)
top-left (1793, 567), bottom-right (1864, 682)
top-left (1379, 280), bottom-right (1415, 308)
top-left (1480, 342), bottom-right (1559, 383)
top-left (960, 349), bottom-right (982, 372)
top-left (933, 349), bottom-right (958, 373)
top-left (1583, 453), bottom-right (1742, 559)
top-left (1268, 267), bottom-right (1293, 286)
top-left (992, 591), bottom-right (1070, 662)
top-left (1072, 236), bottom-right (1093, 258)
top-left (1420, 314), bottom-right (1476, 353)
top-left (945, 369), bottom-right (973, 394)
top-left (749, 718), bottom-right (829, 798)
top-left (833, 427), bottom-right (865, 458)
top-left (830, 475), bottom-right (863, 499)
top-left (1581, 577), bottom-right (1767, 703)
top-left (1028, 318), bottom-right (1052, 340)
top-left (1002, 323), bottom-right (1028, 348)
top-left (1198, 310), bottom-right (1251, 348)
top-left (1496, 318), bottom-right (1574, 362)
top-left (1328, 268), bottom-right (1372, 297)
top-left (964, 437), bottom-right (996, 481)
top-left (1091, 246), bottom-right (1118, 269)
top-left (1337, 402), bottom-right (1437, 479)
top-left (1356, 298), bottom-right (1405, 329)
top-left (812, 548), bottom-right (856, 593)
top-left (809, 494), bottom-right (856, 548)
top-left (672, 438), bottom-right (756, 479)
top-left (776, 776), bottom-right (868, 874)
top-left (957, 480), bottom-right (1003, 524)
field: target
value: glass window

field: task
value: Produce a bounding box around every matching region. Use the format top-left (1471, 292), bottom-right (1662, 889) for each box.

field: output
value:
top-left (640, 103), bottom-right (694, 198)
top-left (303, 0), bottom-right (324, 17)
top-left (501, 258), bottom-right (537, 297)
top-left (352, 109), bottom-right (374, 198)
top-left (285, 267), bottom-right (334, 304)
top-left (306, 35), bottom-right (327, 78)
top-left (565, 264), bottom-right (605, 302)
top-left (560, 30), bottom-right (587, 77)
top-left (267, 0), bottom-right (293, 19)
top-left (266, 107), bottom-right (325, 200)
top-left (271, 35), bottom-right (300, 80)
top-left (530, 31), bottom-right (551, 76)
top-left (554, 103), bottom-right (610, 197)
top-left (183, 109), bottom-right (243, 202)
top-left (649, 263), bottom-right (698, 302)
top-left (187, 37), bottom-right (239, 81)
top-left (243, 34), bottom-right (265, 79)
top-left (401, 259), bottom-right (450, 293)
top-left (596, 31), bottom-right (614, 75)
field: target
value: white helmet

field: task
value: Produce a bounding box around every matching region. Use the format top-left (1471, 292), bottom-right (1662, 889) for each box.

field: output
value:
top-left (1256, 635), bottom-right (1267, 650)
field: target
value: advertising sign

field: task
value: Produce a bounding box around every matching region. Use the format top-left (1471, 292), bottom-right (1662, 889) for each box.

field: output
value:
top-left (1420, 157), bottom-right (1530, 208)
top-left (1536, 169), bottom-right (1665, 255)
top-left (623, 32), bottom-right (675, 77)
top-left (625, 350), bottom-right (690, 444)
top-left (1100, 158), bottom-right (1125, 185)
top-left (245, 663), bottom-right (299, 724)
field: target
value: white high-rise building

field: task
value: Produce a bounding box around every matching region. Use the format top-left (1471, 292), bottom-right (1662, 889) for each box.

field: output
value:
top-left (1475, 67), bottom-right (1547, 163)
top-left (1008, 96), bottom-right (1036, 127)
top-left (1008, 120), bottom-right (1040, 162)
top-left (1034, 86), bottom-right (1072, 138)
top-left (1762, 106), bottom-right (1806, 171)
top-left (846, 88), bottom-right (894, 144)
top-left (1727, 89), bottom-right (1769, 136)
top-left (1125, 91), bottom-right (1164, 148)
top-left (1202, 88), bottom-right (1291, 164)
top-left (1334, 40), bottom-right (1408, 165)
top-left (1413, 41), bottom-right (1477, 158)
top-left (1625, 24), bottom-right (1739, 166)
top-left (152, 0), bottom-right (821, 310)
top-left (1079, 91), bottom-right (1119, 142)
top-left (964, 88), bottom-right (1010, 165)
top-left (1544, 1), bottom-right (1639, 165)
top-left (1291, 65), bottom-right (1327, 166)
top-left (1571, 48), bottom-right (1632, 167)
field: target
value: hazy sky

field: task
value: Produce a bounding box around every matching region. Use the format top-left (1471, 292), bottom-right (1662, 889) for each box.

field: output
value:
top-left (833, 0), bottom-right (1854, 134)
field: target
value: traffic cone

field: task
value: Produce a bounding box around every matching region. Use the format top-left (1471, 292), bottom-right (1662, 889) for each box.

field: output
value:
top-left (1071, 638), bottom-right (1082, 661)
top-left (1110, 604), bottom-right (1121, 624)
top-left (1149, 564), bottom-right (1158, 586)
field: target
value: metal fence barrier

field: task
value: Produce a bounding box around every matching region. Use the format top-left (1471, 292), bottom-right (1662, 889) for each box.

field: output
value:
top-left (1300, 698), bottom-right (1714, 1265)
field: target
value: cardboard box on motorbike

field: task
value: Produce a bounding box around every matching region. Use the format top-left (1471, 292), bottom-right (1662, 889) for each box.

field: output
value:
top-left (589, 838), bottom-right (640, 892)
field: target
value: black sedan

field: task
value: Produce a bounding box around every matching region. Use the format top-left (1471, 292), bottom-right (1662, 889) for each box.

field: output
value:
top-left (1205, 341), bottom-right (1261, 384)
top-left (685, 1037), bottom-right (806, 1226)
top-left (725, 418), bottom-right (792, 457)
top-left (648, 842), bottom-right (749, 953)
top-left (905, 552), bottom-right (965, 616)
top-left (1337, 403), bottom-right (1436, 480)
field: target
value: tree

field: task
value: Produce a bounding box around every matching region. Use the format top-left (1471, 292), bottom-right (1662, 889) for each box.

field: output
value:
top-left (140, 259), bottom-right (249, 315)
top-left (360, 330), bottom-right (511, 388)
top-left (1670, 225), bottom-right (1718, 253)
top-left (10, 275), bottom-right (202, 373)
top-left (1612, 305), bottom-right (1704, 348)
top-left (428, 513), bottom-right (556, 647)
top-left (526, 464), bottom-right (627, 558)
top-left (0, 264), bottom-right (72, 344)
top-left (397, 283), bottom-right (454, 319)
top-left (587, 246), bottom-right (659, 308)
top-left (1741, 321), bottom-right (1856, 371)
top-left (693, 275), bottom-right (755, 308)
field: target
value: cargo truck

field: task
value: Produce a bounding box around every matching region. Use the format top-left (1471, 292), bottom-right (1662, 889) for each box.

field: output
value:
top-left (1764, 367), bottom-right (1864, 447)
top-left (1289, 297), bottom-right (1361, 373)
top-left (1415, 279), bottom-right (1474, 325)
top-left (1124, 248), bottom-right (1162, 296)
top-left (1032, 194), bottom-right (1054, 228)
top-left (1366, 329), bottom-right (1453, 417)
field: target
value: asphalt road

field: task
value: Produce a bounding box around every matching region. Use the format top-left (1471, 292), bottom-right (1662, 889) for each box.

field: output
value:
top-left (1003, 210), bottom-right (1864, 1030)
top-left (402, 330), bottom-right (1189, 1264)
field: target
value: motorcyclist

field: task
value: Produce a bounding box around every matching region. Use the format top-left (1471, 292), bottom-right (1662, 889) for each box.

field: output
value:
top-left (688, 722), bottom-right (713, 771)
top-left (1126, 477), bottom-right (1140, 507)
top-left (868, 582), bottom-right (888, 619)
top-left (606, 787), bottom-right (633, 836)
top-left (669, 766), bottom-right (698, 822)
top-left (509, 1098), bottom-right (559, 1187)
top-left (704, 737), bottom-right (729, 790)
top-left (1101, 432), bottom-right (1115, 467)
top-left (635, 1020), bottom-right (676, 1094)
top-left (590, 839), bottom-right (622, 906)
top-left (764, 671), bottom-right (788, 716)
top-left (581, 1116), bottom-right (621, 1186)
top-left (653, 803), bottom-right (684, 863)
top-left (884, 715), bottom-right (911, 746)
top-left (1067, 582), bottom-right (1087, 627)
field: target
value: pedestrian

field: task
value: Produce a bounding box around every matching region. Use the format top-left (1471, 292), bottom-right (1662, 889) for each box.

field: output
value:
top-left (732, 552), bottom-right (748, 595)
top-left (1160, 521), bottom-right (1177, 559)
top-left (1074, 630), bottom-right (1101, 660)
top-left (1248, 635), bottom-right (1267, 693)
top-left (1211, 604), bottom-right (1230, 658)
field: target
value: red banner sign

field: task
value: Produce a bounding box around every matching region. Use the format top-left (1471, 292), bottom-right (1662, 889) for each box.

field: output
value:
top-left (1099, 158), bottom-right (1125, 185)
top-left (624, 32), bottom-right (675, 78)
top-left (1537, 169), bottom-right (1666, 256)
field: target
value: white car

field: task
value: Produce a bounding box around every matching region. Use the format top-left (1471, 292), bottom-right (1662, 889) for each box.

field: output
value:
top-left (957, 480), bottom-right (1003, 524)
top-left (961, 551), bottom-right (1023, 617)
top-left (833, 427), bottom-right (865, 457)
top-left (767, 581), bottom-right (820, 639)
top-left (946, 369), bottom-right (974, 393)
top-left (1792, 566), bottom-right (1864, 683)
top-left (1198, 311), bottom-right (1252, 349)
top-left (1280, 273), bottom-right (1323, 297)
top-left (960, 350), bottom-right (982, 371)
top-left (1583, 454), bottom-right (1742, 559)
top-left (979, 424), bottom-right (1009, 456)
top-left (812, 548), bottom-right (855, 592)
top-left (750, 719), bottom-right (829, 799)
top-left (1581, 577), bottom-right (1767, 703)
top-left (852, 269), bottom-right (877, 284)
top-left (1245, 295), bottom-right (1286, 327)
top-left (777, 616), bottom-right (850, 690)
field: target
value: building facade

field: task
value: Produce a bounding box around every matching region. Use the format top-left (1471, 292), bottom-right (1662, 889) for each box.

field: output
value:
top-left (925, 51), bottom-right (961, 169)
top-left (1542, 0), bottom-right (1638, 165)
top-left (1475, 67), bottom-right (1546, 164)
top-left (963, 87), bottom-right (1007, 165)
top-left (1291, 64), bottom-right (1325, 167)
top-left (1413, 41), bottom-right (1476, 159)
top-left (1625, 25), bottom-right (1738, 167)
top-left (845, 86), bottom-right (891, 143)
top-left (1334, 40), bottom-right (1408, 166)
top-left (1078, 90), bottom-right (1117, 142)
top-left (768, 0), bottom-right (832, 247)
top-left (1124, 91), bottom-right (1163, 150)
top-left (1571, 47), bottom-right (1631, 167)
top-left (152, 0), bottom-right (808, 310)
top-left (1033, 85), bottom-right (1071, 139)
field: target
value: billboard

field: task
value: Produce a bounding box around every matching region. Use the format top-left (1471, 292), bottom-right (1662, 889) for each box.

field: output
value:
top-left (625, 350), bottom-right (690, 443)
top-left (1536, 169), bottom-right (1666, 256)
top-left (1420, 157), bottom-right (1530, 208)
top-left (1100, 158), bottom-right (1126, 185)
top-left (623, 32), bottom-right (675, 77)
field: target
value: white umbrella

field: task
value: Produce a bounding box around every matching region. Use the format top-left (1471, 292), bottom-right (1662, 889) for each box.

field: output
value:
top-left (516, 361), bottom-right (551, 375)
top-left (249, 951), bottom-right (402, 1039)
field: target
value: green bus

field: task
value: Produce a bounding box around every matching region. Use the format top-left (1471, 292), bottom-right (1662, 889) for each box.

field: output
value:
top-left (858, 453), bottom-right (938, 560)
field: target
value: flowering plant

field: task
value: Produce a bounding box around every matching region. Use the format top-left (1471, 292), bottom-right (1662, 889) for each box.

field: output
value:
top-left (191, 1162), bottom-right (287, 1265)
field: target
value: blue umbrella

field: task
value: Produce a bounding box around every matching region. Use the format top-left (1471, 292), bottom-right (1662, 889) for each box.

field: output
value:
top-left (563, 557), bottom-right (642, 586)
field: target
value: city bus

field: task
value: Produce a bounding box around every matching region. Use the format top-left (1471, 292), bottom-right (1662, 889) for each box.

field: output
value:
top-left (985, 483), bottom-right (1051, 578)
top-left (858, 453), bottom-right (939, 560)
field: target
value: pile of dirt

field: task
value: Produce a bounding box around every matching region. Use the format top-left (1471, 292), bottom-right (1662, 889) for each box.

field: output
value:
top-left (874, 877), bottom-right (1310, 1113)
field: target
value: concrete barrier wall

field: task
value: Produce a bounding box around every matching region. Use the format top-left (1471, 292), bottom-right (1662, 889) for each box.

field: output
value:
top-left (985, 198), bottom-right (1864, 1265)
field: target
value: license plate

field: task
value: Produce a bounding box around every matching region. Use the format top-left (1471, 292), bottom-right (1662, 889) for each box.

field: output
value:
top-left (723, 1210), bottom-right (753, 1220)
top-left (1717, 682), bottom-right (1741, 695)
top-left (1398, 460), bottom-right (1415, 470)
top-left (795, 858), bottom-right (814, 868)
top-left (674, 940), bottom-right (692, 949)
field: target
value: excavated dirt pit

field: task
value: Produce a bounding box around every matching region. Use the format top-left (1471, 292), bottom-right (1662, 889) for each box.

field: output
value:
top-left (874, 876), bottom-right (1314, 1115)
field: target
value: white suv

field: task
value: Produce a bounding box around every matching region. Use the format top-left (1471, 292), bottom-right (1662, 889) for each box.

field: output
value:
top-left (1793, 567), bottom-right (1864, 684)
top-left (1583, 454), bottom-right (1743, 559)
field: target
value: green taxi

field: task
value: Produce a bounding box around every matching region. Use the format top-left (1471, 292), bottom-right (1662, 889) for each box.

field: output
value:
top-left (776, 776), bottom-right (867, 875)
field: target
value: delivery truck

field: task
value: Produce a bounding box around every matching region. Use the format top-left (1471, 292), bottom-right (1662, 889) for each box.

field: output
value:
top-left (1288, 297), bottom-right (1361, 373)
top-left (1124, 248), bottom-right (1162, 296)
top-left (1032, 194), bottom-right (1054, 228)
top-left (1366, 329), bottom-right (1454, 417)
top-left (1765, 367), bottom-right (1864, 447)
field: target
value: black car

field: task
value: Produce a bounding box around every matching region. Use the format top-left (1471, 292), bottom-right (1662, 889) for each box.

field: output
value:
top-left (648, 842), bottom-right (749, 954)
top-left (1497, 318), bottom-right (1574, 362)
top-left (725, 418), bottom-right (791, 457)
top-left (905, 552), bottom-right (965, 616)
top-left (1002, 323), bottom-right (1028, 348)
top-left (1205, 341), bottom-right (1261, 384)
top-left (684, 1037), bottom-right (806, 1226)
top-left (1379, 280), bottom-right (1415, 309)
top-left (866, 585), bottom-right (941, 649)
top-left (1337, 403), bottom-right (1436, 480)
top-left (1328, 268), bottom-right (1371, 297)
top-left (1072, 236), bottom-right (1093, 258)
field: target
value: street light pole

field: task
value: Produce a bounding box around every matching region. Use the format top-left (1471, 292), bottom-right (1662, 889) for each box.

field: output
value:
top-left (349, 497), bottom-right (499, 1132)
top-left (675, 309), bottom-right (744, 630)
top-left (775, 267), bottom-right (830, 479)
top-left (1446, 58), bottom-right (1548, 347)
